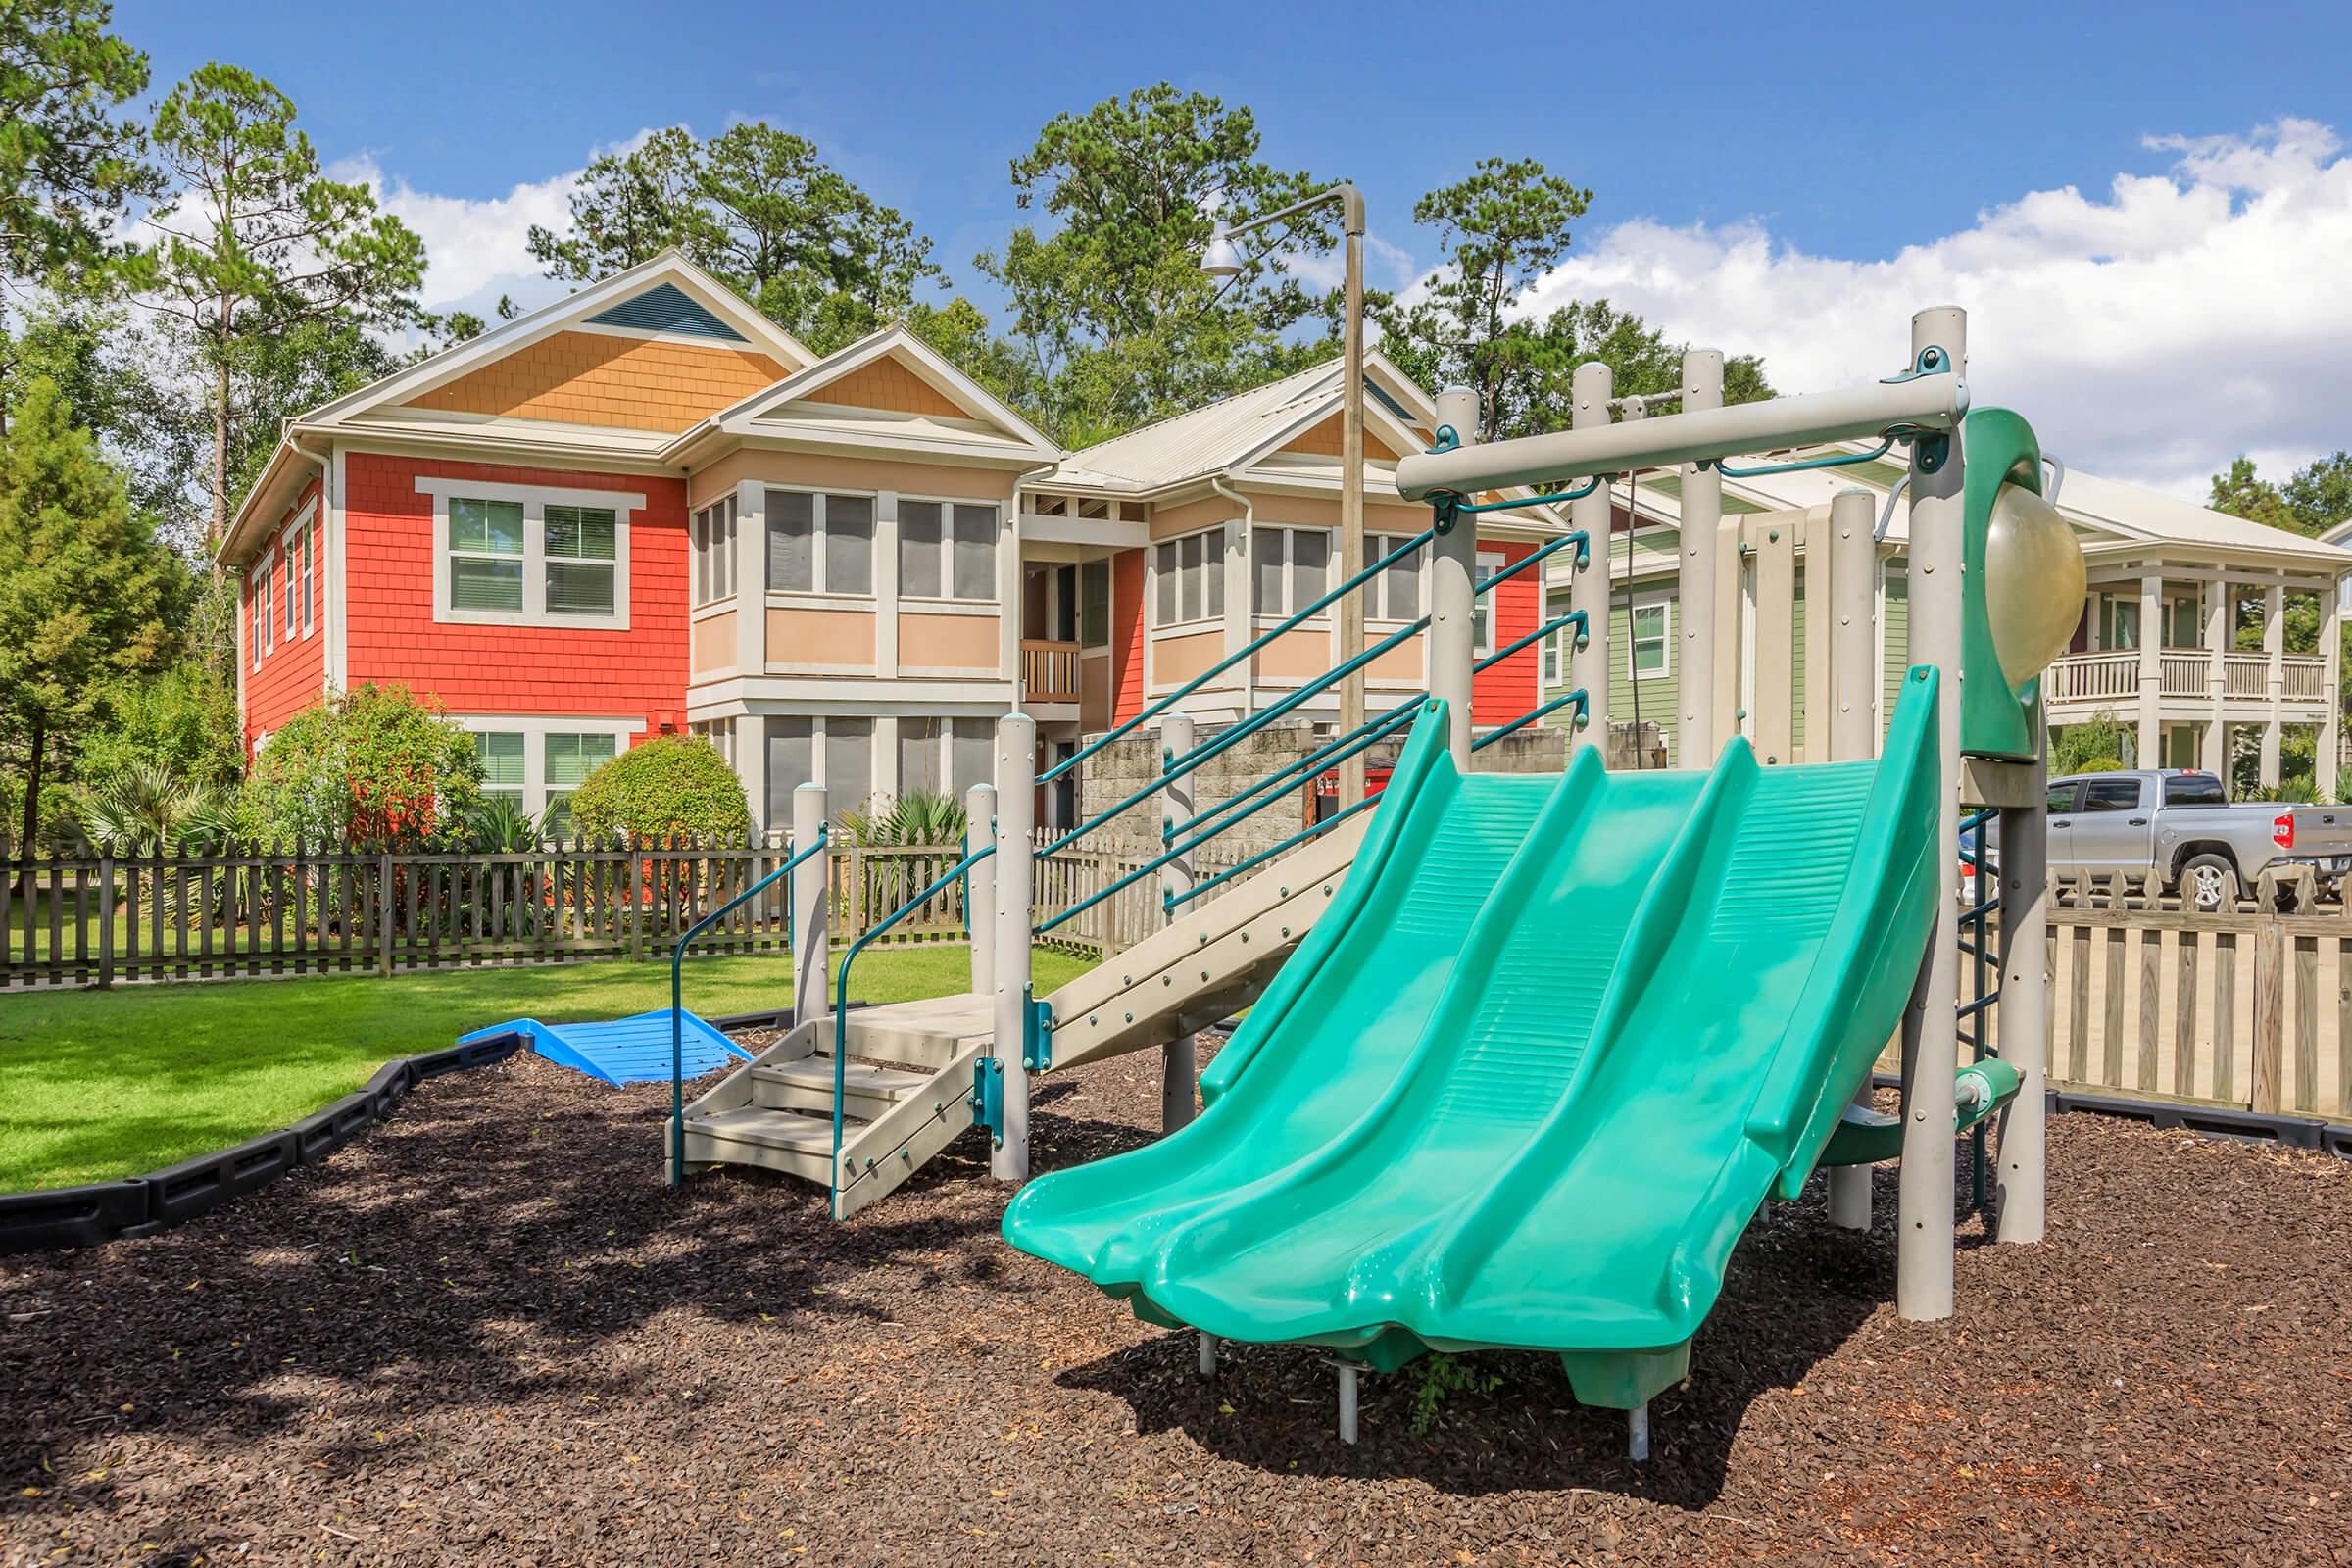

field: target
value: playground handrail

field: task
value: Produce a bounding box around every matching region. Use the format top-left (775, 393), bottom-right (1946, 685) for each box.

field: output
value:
top-left (831, 843), bottom-right (998, 1211)
top-left (668, 825), bottom-right (829, 1186)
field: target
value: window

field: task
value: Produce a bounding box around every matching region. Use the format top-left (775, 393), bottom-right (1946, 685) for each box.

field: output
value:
top-left (1153, 528), bottom-right (1223, 626)
top-left (1472, 551), bottom-right (1502, 654)
top-left (1079, 560), bottom-right (1111, 648)
top-left (766, 488), bottom-right (873, 595)
top-left (423, 478), bottom-right (638, 629)
top-left (691, 718), bottom-right (736, 768)
top-left (1250, 526), bottom-right (1331, 617)
top-left (543, 732), bottom-right (616, 832)
top-left (899, 719), bottom-right (944, 795)
top-left (766, 717), bottom-right (813, 825)
top-left (2164, 773), bottom-right (2227, 807)
top-left (826, 717), bottom-right (874, 814)
top-left (1631, 601), bottom-right (1670, 678)
top-left (543, 504), bottom-right (618, 615)
top-left (694, 496), bottom-right (737, 606)
top-left (2102, 595), bottom-right (2141, 651)
top-left (1367, 533), bottom-right (1421, 621)
top-left (449, 497), bottom-right (525, 612)
top-left (476, 732), bottom-right (525, 812)
top-left (282, 532), bottom-right (298, 640)
top-left (298, 525), bottom-right (314, 635)
top-left (1544, 589), bottom-right (1570, 684)
top-left (2046, 781), bottom-right (2082, 813)
top-left (901, 500), bottom-right (998, 601)
top-left (951, 718), bottom-right (992, 795)
top-left (2081, 779), bottom-right (2143, 813)
top-left (249, 564), bottom-right (270, 666)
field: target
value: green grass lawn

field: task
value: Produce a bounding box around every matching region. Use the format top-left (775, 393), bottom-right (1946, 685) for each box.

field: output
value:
top-left (0, 944), bottom-right (1095, 1193)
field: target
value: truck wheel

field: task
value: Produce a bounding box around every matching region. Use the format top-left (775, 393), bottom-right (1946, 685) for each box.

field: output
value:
top-left (2180, 854), bottom-right (2238, 912)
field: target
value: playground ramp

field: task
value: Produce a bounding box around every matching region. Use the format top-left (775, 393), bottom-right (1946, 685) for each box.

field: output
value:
top-left (668, 812), bottom-right (1370, 1218)
top-left (1002, 673), bottom-right (1942, 1411)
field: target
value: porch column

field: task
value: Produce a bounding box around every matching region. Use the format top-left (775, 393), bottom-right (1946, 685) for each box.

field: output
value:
top-left (735, 480), bottom-right (766, 675)
top-left (2202, 577), bottom-right (2230, 776)
top-left (2261, 583), bottom-right (2284, 788)
top-left (2322, 582), bottom-right (2341, 801)
top-left (2135, 573), bottom-right (2161, 769)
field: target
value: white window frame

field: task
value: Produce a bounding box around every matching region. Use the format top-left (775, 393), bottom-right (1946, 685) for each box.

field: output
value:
top-left (1250, 524), bottom-right (1335, 621)
top-left (254, 549), bottom-right (277, 660)
top-left (1472, 550), bottom-right (1504, 656)
top-left (295, 515), bottom-right (316, 637)
top-left (693, 495), bottom-right (737, 608)
top-left (763, 484), bottom-right (877, 602)
top-left (1365, 531), bottom-right (1423, 625)
top-left (898, 494), bottom-right (1002, 605)
top-left (417, 476), bottom-right (640, 631)
top-left (1152, 524), bottom-right (1225, 630)
top-left (444, 714), bottom-right (646, 818)
top-left (1544, 588), bottom-right (1570, 685)
top-left (1630, 598), bottom-right (1672, 680)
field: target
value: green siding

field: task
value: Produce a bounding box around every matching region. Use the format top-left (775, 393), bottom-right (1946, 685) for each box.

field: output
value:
top-left (1639, 473), bottom-right (1769, 514)
top-left (1789, 570), bottom-right (1807, 756)
top-left (1604, 596), bottom-right (1680, 763)
top-left (1882, 569), bottom-right (1910, 738)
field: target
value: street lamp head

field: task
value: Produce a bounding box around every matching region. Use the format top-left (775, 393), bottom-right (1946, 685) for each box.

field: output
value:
top-left (1199, 225), bottom-right (1245, 279)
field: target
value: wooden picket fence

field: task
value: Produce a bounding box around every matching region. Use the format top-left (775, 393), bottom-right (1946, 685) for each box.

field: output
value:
top-left (1, 837), bottom-right (1136, 991)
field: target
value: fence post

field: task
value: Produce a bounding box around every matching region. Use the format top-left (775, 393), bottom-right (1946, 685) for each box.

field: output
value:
top-left (2251, 914), bottom-right (2284, 1114)
top-left (1160, 712), bottom-right (1199, 1131)
top-left (376, 850), bottom-right (394, 977)
top-left (97, 850), bottom-right (115, 990)
top-left (993, 712), bottom-right (1036, 1181)
top-left (1431, 385), bottom-right (1480, 769)
top-left (965, 783), bottom-right (997, 996)
top-left (1827, 485), bottom-right (1878, 1231)
top-left (793, 784), bottom-right (828, 1030)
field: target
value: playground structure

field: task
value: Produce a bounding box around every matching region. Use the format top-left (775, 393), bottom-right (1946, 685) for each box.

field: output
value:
top-left (665, 305), bottom-right (2088, 1450)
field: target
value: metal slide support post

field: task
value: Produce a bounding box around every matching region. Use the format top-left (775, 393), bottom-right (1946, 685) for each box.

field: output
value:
top-left (1827, 485), bottom-right (1880, 1231)
top-left (1996, 706), bottom-right (2049, 1244)
top-left (1568, 361), bottom-right (1613, 760)
top-left (792, 783), bottom-right (828, 1030)
top-left (965, 783), bottom-right (997, 997)
top-left (1896, 306), bottom-right (1966, 1321)
top-left (1338, 199), bottom-right (1368, 807)
top-left (992, 714), bottom-right (1036, 1181)
top-left (1159, 712), bottom-right (1199, 1131)
top-left (1680, 350), bottom-right (1724, 765)
top-left (1431, 385), bottom-right (1482, 767)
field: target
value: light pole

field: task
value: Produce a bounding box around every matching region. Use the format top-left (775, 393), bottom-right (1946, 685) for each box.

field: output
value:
top-left (1202, 183), bottom-right (1368, 806)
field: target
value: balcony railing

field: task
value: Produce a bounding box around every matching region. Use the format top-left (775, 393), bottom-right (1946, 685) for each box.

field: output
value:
top-left (2044, 650), bottom-right (2330, 707)
top-left (1020, 639), bottom-right (1081, 703)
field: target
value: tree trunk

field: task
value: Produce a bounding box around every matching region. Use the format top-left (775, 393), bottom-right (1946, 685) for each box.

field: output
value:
top-left (12, 715), bottom-right (44, 913)
top-left (211, 351), bottom-right (231, 551)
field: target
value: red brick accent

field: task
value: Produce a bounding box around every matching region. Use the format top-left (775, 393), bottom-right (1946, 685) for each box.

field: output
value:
top-left (244, 479), bottom-right (327, 749)
top-left (1471, 538), bottom-right (1540, 728)
top-left (1110, 546), bottom-right (1145, 725)
top-left (341, 452), bottom-right (689, 731)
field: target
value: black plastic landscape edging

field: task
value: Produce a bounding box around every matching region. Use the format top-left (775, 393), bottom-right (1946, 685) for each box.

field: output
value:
top-left (1870, 1072), bottom-right (2352, 1161)
top-left (0, 1033), bottom-right (522, 1256)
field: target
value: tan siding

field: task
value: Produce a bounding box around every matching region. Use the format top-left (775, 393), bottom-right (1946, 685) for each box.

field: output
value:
top-left (809, 357), bottom-right (968, 418)
top-left (767, 607), bottom-right (875, 666)
top-left (900, 612), bottom-right (999, 671)
top-left (693, 610), bottom-right (738, 673)
top-left (1280, 412), bottom-right (1402, 461)
top-left (1255, 628), bottom-right (1334, 681)
top-left (690, 449), bottom-right (1016, 510)
top-left (406, 330), bottom-right (788, 432)
top-left (1152, 629), bottom-right (1230, 686)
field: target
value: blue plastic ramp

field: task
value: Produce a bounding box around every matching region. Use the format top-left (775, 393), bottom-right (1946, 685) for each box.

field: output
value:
top-left (459, 1009), bottom-right (752, 1086)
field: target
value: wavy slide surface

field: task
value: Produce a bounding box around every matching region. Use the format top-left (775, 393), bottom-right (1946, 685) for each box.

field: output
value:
top-left (1004, 670), bottom-right (1944, 1407)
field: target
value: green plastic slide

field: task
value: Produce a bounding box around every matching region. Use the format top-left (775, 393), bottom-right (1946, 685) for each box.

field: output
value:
top-left (1003, 668), bottom-right (1945, 1409)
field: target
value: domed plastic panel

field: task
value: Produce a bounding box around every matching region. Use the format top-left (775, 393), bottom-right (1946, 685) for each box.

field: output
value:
top-left (1985, 481), bottom-right (2086, 693)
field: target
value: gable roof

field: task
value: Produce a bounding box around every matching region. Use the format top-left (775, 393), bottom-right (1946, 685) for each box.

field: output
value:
top-left (662, 321), bottom-right (1059, 468)
top-left (582, 280), bottom-right (748, 341)
top-left (1051, 352), bottom-right (1435, 494)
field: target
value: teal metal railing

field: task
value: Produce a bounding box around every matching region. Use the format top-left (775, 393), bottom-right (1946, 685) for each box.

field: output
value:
top-left (831, 843), bottom-right (997, 1210)
top-left (667, 826), bottom-right (829, 1187)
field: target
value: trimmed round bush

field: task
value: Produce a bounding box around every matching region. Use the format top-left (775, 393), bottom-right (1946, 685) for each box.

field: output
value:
top-left (566, 735), bottom-right (751, 844)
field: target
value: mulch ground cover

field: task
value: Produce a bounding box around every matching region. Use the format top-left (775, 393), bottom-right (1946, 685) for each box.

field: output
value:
top-left (3, 1036), bottom-right (2348, 1567)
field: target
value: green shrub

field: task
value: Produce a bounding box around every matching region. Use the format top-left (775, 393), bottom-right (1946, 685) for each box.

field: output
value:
top-left (838, 788), bottom-right (966, 847)
top-left (74, 662), bottom-right (243, 803)
top-left (241, 683), bottom-right (482, 848)
top-left (565, 735), bottom-right (750, 845)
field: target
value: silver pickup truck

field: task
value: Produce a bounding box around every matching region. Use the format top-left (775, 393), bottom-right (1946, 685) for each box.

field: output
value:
top-left (2022, 769), bottom-right (2352, 909)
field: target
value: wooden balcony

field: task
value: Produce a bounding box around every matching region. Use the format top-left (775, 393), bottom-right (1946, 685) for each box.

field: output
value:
top-left (1021, 639), bottom-right (1081, 704)
top-left (2045, 650), bottom-right (2329, 709)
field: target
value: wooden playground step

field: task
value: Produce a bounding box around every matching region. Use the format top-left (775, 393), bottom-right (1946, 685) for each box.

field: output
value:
top-left (678, 1104), bottom-right (854, 1183)
top-left (752, 1056), bottom-right (928, 1119)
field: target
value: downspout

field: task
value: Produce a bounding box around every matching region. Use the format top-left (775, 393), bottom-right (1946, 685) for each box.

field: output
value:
top-left (1210, 475), bottom-right (1256, 715)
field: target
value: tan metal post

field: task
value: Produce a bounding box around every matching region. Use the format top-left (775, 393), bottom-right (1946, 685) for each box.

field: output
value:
top-left (1568, 361), bottom-right (1613, 760)
top-left (1431, 385), bottom-right (1481, 766)
top-left (1159, 712), bottom-right (1199, 1131)
top-left (792, 783), bottom-right (828, 1030)
top-left (1680, 351), bottom-right (1724, 767)
top-left (964, 783), bottom-right (996, 997)
top-left (1337, 200), bottom-right (1367, 806)
top-left (1897, 306), bottom-right (1966, 1321)
top-left (992, 713), bottom-right (1036, 1181)
top-left (1827, 485), bottom-right (1879, 1230)
top-left (1996, 704), bottom-right (2049, 1244)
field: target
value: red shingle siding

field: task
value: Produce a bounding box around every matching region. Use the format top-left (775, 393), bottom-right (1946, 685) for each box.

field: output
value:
top-left (1110, 546), bottom-right (1144, 725)
top-left (1471, 538), bottom-right (1539, 728)
top-left (342, 452), bottom-right (690, 729)
top-left (243, 479), bottom-right (327, 749)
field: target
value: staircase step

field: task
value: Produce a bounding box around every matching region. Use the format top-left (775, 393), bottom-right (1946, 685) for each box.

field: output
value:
top-left (752, 1058), bottom-right (927, 1118)
top-left (682, 1106), bottom-right (852, 1182)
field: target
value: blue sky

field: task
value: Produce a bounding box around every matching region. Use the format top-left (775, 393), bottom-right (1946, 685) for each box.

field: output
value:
top-left (118, 0), bottom-right (2352, 493)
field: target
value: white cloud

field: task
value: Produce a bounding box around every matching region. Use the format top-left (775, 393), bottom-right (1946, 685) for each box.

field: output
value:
top-left (328, 130), bottom-right (660, 322)
top-left (1507, 118), bottom-right (2352, 499)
